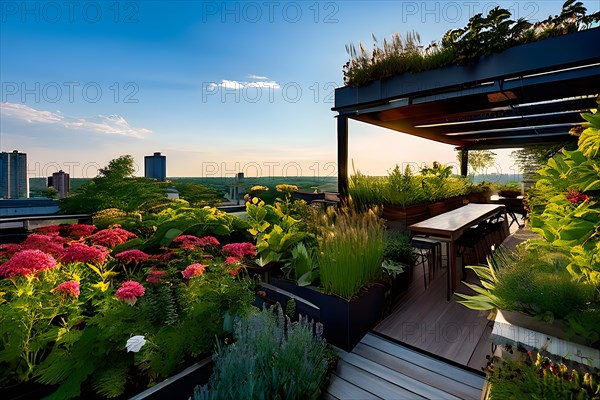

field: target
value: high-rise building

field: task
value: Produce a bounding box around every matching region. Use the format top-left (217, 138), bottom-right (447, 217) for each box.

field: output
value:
top-left (0, 150), bottom-right (28, 199)
top-left (47, 170), bottom-right (70, 198)
top-left (144, 152), bottom-right (167, 181)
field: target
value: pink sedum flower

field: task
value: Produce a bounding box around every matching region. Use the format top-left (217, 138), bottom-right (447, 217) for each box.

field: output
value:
top-left (21, 234), bottom-right (66, 257)
top-left (0, 243), bottom-right (23, 258)
top-left (221, 242), bottom-right (256, 259)
top-left (114, 249), bottom-right (150, 263)
top-left (34, 225), bottom-right (61, 236)
top-left (55, 280), bottom-right (80, 298)
top-left (198, 236), bottom-right (220, 247)
top-left (172, 235), bottom-right (220, 250)
top-left (62, 243), bottom-right (109, 264)
top-left (0, 249), bottom-right (57, 278)
top-left (90, 228), bottom-right (137, 248)
top-left (63, 224), bottom-right (96, 240)
top-left (146, 267), bottom-right (167, 284)
top-left (115, 281), bottom-right (145, 305)
top-left (182, 263), bottom-right (205, 279)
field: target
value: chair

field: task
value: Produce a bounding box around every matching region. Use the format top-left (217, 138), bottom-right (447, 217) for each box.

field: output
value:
top-left (411, 237), bottom-right (442, 289)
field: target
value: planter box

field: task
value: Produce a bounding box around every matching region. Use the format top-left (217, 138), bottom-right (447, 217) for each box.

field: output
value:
top-left (269, 277), bottom-right (385, 351)
top-left (491, 309), bottom-right (600, 369)
top-left (381, 203), bottom-right (430, 228)
top-left (428, 196), bottom-right (469, 217)
top-left (130, 356), bottom-right (213, 400)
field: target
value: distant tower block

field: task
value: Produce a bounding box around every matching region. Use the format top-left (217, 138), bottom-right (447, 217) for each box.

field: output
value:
top-left (0, 150), bottom-right (28, 199)
top-left (228, 172), bottom-right (245, 205)
top-left (145, 152), bottom-right (167, 181)
top-left (48, 170), bottom-right (70, 198)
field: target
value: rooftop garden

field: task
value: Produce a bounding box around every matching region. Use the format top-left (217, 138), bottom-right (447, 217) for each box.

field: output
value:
top-left (343, 0), bottom-right (599, 87)
top-left (0, 157), bottom-right (411, 398)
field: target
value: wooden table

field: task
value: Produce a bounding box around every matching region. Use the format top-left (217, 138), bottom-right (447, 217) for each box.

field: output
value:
top-left (409, 203), bottom-right (507, 300)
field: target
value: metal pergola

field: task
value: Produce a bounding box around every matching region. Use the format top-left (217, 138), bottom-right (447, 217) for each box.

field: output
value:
top-left (332, 27), bottom-right (600, 196)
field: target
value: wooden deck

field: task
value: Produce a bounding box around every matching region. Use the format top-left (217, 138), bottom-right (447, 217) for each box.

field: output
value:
top-left (374, 266), bottom-right (494, 371)
top-left (323, 333), bottom-right (486, 400)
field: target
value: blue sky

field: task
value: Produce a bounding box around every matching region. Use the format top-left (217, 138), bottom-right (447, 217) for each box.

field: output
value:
top-left (1, 0), bottom-right (598, 179)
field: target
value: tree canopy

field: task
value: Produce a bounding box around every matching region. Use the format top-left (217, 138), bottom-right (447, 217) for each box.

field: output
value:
top-left (456, 149), bottom-right (497, 176)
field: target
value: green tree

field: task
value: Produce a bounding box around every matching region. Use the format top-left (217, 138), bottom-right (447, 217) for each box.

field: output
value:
top-left (510, 144), bottom-right (564, 180)
top-left (98, 155), bottom-right (136, 179)
top-left (60, 155), bottom-right (168, 214)
top-left (456, 150), bottom-right (497, 175)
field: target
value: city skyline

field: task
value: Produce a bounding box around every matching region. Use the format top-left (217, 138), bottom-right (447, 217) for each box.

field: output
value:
top-left (1, 1), bottom-right (598, 178)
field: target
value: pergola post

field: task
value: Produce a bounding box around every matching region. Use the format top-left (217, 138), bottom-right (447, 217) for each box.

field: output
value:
top-left (460, 148), bottom-right (469, 177)
top-left (337, 115), bottom-right (349, 198)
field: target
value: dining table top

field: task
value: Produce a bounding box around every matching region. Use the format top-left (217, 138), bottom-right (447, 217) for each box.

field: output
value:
top-left (409, 203), bottom-right (506, 236)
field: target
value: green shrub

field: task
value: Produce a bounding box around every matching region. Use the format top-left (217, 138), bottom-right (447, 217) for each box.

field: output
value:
top-left (487, 352), bottom-right (599, 399)
top-left (194, 304), bottom-right (333, 400)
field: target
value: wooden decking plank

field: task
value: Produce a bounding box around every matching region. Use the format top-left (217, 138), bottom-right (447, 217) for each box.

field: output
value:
top-left (325, 374), bottom-right (381, 400)
top-left (342, 352), bottom-right (462, 400)
top-left (320, 391), bottom-right (340, 400)
top-left (353, 342), bottom-right (483, 400)
top-left (374, 268), bottom-right (494, 368)
top-left (334, 360), bottom-right (427, 400)
top-left (361, 334), bottom-right (484, 389)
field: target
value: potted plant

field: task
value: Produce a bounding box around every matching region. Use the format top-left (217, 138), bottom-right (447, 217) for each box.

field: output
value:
top-left (350, 163), bottom-right (469, 228)
top-left (269, 206), bottom-right (387, 351)
top-left (496, 182), bottom-right (522, 198)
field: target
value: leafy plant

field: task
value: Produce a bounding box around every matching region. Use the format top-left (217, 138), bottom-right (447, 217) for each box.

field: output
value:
top-left (245, 196), bottom-right (312, 266)
top-left (382, 231), bottom-right (416, 275)
top-left (193, 303), bottom-right (333, 400)
top-left (343, 1), bottom-right (600, 87)
top-left (317, 207), bottom-right (385, 300)
top-left (486, 351), bottom-right (599, 399)
top-left (456, 244), bottom-right (599, 346)
top-left (282, 243), bottom-right (319, 286)
top-left (349, 163), bottom-right (469, 209)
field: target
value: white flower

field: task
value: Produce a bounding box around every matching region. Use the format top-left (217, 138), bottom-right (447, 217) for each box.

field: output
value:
top-left (126, 335), bottom-right (146, 352)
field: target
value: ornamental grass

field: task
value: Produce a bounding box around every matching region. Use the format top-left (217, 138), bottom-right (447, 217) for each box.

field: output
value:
top-left (317, 206), bottom-right (385, 300)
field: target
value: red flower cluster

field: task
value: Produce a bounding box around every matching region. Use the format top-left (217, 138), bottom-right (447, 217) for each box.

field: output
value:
top-left (221, 242), bottom-right (256, 259)
top-left (20, 234), bottom-right (66, 257)
top-left (35, 224), bottom-right (96, 240)
top-left (566, 190), bottom-right (589, 204)
top-left (35, 225), bottom-right (61, 236)
top-left (114, 249), bottom-right (150, 263)
top-left (146, 267), bottom-right (167, 284)
top-left (55, 280), bottom-right (80, 298)
top-left (0, 249), bottom-right (57, 277)
top-left (152, 252), bottom-right (176, 262)
top-left (172, 235), bottom-right (220, 250)
top-left (198, 236), bottom-right (220, 247)
top-left (90, 228), bottom-right (137, 248)
top-left (115, 281), bottom-right (145, 305)
top-left (223, 257), bottom-right (242, 276)
top-left (63, 224), bottom-right (96, 240)
top-left (182, 263), bottom-right (205, 279)
top-left (0, 243), bottom-right (24, 259)
top-left (62, 243), bottom-right (109, 264)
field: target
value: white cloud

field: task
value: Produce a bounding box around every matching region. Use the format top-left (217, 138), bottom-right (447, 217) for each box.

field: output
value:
top-left (0, 103), bottom-right (150, 138)
top-left (208, 74), bottom-right (280, 91)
